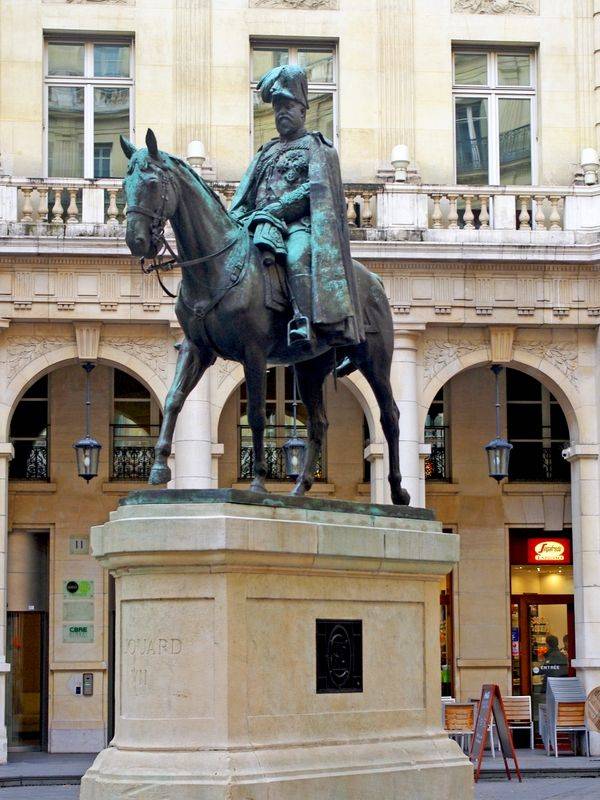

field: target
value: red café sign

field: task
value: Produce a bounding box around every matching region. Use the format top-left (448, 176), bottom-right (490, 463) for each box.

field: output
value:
top-left (526, 537), bottom-right (572, 565)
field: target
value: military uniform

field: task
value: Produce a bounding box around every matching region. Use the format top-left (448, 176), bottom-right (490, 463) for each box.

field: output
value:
top-left (229, 65), bottom-right (363, 347)
top-left (231, 132), bottom-right (313, 342)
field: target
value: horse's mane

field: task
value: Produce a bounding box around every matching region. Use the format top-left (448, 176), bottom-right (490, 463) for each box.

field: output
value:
top-left (165, 153), bottom-right (229, 214)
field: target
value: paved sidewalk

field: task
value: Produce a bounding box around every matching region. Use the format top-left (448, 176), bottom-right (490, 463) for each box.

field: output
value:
top-left (479, 747), bottom-right (600, 778)
top-left (476, 776), bottom-right (600, 799)
top-left (0, 787), bottom-right (79, 798)
top-left (0, 753), bottom-right (94, 787)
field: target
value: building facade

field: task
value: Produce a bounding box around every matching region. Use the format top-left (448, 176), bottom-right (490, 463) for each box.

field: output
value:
top-left (0, 0), bottom-right (599, 757)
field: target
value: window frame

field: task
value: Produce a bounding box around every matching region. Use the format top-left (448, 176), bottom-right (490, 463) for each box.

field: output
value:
top-left (43, 36), bottom-right (135, 179)
top-left (452, 48), bottom-right (537, 187)
top-left (249, 39), bottom-right (339, 156)
top-left (9, 376), bottom-right (50, 482)
top-left (506, 370), bottom-right (570, 483)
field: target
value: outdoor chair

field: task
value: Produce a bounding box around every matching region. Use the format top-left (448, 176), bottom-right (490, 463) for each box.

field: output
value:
top-left (443, 702), bottom-right (475, 752)
top-left (546, 677), bottom-right (589, 757)
top-left (503, 695), bottom-right (534, 749)
top-left (441, 696), bottom-right (455, 724)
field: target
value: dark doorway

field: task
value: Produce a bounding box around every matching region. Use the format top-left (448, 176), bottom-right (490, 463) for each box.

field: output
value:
top-left (6, 530), bottom-right (49, 750)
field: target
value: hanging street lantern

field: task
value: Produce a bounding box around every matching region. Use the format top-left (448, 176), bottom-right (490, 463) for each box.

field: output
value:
top-left (484, 364), bottom-right (512, 482)
top-left (283, 367), bottom-right (306, 480)
top-left (73, 362), bottom-right (102, 482)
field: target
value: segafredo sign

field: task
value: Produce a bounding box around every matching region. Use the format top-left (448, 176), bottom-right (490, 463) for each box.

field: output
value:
top-left (526, 538), bottom-right (571, 565)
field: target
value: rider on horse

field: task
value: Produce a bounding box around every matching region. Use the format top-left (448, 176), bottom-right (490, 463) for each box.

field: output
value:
top-left (229, 65), bottom-right (364, 348)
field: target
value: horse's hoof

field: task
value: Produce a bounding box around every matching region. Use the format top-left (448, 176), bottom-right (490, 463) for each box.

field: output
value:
top-left (249, 481), bottom-right (268, 495)
top-left (149, 464), bottom-right (171, 485)
top-left (290, 482), bottom-right (307, 497)
top-left (392, 487), bottom-right (411, 506)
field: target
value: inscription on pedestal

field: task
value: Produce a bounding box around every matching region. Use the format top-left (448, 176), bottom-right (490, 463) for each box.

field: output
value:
top-left (316, 619), bottom-right (363, 693)
top-left (120, 598), bottom-right (214, 719)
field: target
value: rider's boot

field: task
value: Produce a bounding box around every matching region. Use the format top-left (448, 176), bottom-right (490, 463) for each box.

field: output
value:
top-left (287, 270), bottom-right (312, 346)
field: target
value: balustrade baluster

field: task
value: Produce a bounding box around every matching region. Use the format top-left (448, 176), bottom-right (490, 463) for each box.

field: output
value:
top-left (66, 188), bottom-right (79, 224)
top-left (534, 195), bottom-right (547, 230)
top-left (121, 202), bottom-right (128, 223)
top-left (361, 192), bottom-right (373, 228)
top-left (21, 187), bottom-right (34, 223)
top-left (549, 195), bottom-right (562, 230)
top-left (431, 193), bottom-right (443, 228)
top-left (346, 194), bottom-right (357, 228)
top-left (478, 194), bottom-right (490, 228)
top-left (463, 194), bottom-right (475, 229)
top-left (37, 185), bottom-right (49, 223)
top-left (518, 195), bottom-right (531, 230)
top-left (52, 187), bottom-right (64, 224)
top-left (223, 186), bottom-right (236, 209)
top-left (107, 189), bottom-right (119, 224)
top-left (447, 193), bottom-right (459, 229)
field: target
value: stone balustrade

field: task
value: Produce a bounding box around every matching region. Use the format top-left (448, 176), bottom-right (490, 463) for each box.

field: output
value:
top-left (3, 177), bottom-right (600, 241)
top-left (0, 177), bottom-right (127, 235)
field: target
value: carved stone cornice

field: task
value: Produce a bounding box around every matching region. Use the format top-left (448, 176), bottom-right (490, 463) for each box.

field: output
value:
top-left (452, 0), bottom-right (537, 13)
top-left (250, 0), bottom-right (337, 5)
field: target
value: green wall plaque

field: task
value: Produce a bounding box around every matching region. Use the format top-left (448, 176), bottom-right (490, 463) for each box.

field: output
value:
top-left (63, 601), bottom-right (94, 622)
top-left (63, 624), bottom-right (94, 643)
top-left (63, 580), bottom-right (94, 598)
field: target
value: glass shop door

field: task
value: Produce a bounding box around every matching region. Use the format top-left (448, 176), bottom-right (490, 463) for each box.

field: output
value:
top-left (511, 594), bottom-right (574, 725)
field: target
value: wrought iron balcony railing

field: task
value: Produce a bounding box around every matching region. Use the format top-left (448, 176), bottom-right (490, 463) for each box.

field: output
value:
top-left (424, 425), bottom-right (450, 481)
top-left (9, 440), bottom-right (48, 481)
top-left (111, 424), bottom-right (159, 481)
top-left (238, 424), bottom-right (324, 482)
top-left (508, 441), bottom-right (571, 483)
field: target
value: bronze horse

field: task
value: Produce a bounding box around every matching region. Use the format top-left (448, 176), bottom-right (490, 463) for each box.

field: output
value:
top-left (120, 130), bottom-right (410, 505)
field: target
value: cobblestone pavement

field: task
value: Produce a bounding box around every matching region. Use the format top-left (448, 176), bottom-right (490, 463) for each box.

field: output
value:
top-left (476, 776), bottom-right (600, 799)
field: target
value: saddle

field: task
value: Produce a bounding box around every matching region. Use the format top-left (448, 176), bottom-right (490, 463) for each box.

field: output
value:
top-left (263, 259), bottom-right (290, 313)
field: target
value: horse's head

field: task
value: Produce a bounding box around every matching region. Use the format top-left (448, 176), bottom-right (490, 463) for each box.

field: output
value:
top-left (120, 129), bottom-right (178, 258)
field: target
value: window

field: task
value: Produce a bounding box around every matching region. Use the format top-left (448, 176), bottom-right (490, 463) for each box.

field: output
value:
top-left (250, 42), bottom-right (337, 152)
top-left (9, 376), bottom-right (49, 481)
top-left (111, 370), bottom-right (160, 481)
top-left (506, 369), bottom-right (570, 482)
top-left (238, 366), bottom-right (324, 480)
top-left (453, 50), bottom-right (535, 185)
top-left (424, 389), bottom-right (450, 481)
top-left (45, 39), bottom-right (133, 178)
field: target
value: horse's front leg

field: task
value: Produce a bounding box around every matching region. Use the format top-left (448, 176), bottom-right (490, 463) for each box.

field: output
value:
top-left (291, 354), bottom-right (332, 497)
top-left (243, 352), bottom-right (268, 494)
top-left (150, 338), bottom-right (216, 485)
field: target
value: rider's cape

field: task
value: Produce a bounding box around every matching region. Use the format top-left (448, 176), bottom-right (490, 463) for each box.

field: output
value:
top-left (229, 132), bottom-right (364, 345)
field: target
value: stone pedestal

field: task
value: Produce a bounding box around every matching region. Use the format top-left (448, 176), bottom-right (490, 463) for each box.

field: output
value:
top-left (80, 490), bottom-right (473, 799)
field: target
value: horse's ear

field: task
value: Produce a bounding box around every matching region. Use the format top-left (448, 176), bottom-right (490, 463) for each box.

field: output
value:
top-left (119, 135), bottom-right (137, 160)
top-left (146, 129), bottom-right (160, 160)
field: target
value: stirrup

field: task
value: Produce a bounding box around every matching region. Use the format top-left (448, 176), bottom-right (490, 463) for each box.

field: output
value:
top-left (287, 315), bottom-right (311, 346)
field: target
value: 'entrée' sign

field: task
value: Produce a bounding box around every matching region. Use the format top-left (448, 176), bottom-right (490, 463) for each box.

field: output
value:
top-left (527, 538), bottom-right (571, 565)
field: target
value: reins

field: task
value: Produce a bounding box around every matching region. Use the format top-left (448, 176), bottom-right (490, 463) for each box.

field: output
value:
top-left (126, 166), bottom-right (240, 299)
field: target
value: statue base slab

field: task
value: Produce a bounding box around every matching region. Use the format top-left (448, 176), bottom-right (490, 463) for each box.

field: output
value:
top-left (80, 490), bottom-right (473, 800)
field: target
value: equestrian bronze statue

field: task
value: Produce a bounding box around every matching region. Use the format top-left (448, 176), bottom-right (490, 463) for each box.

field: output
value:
top-left (120, 65), bottom-right (410, 505)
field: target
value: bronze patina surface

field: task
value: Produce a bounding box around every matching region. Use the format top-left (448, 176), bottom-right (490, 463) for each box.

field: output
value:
top-left (119, 488), bottom-right (435, 521)
top-left (121, 65), bottom-right (411, 506)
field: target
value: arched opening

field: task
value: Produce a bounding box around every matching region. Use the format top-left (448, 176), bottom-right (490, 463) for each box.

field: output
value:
top-left (5, 360), bottom-right (161, 754)
top-left (422, 362), bottom-right (575, 732)
top-left (217, 367), bottom-right (369, 499)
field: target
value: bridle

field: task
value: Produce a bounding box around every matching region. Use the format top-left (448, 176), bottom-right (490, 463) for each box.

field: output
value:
top-left (125, 164), bottom-right (240, 298)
